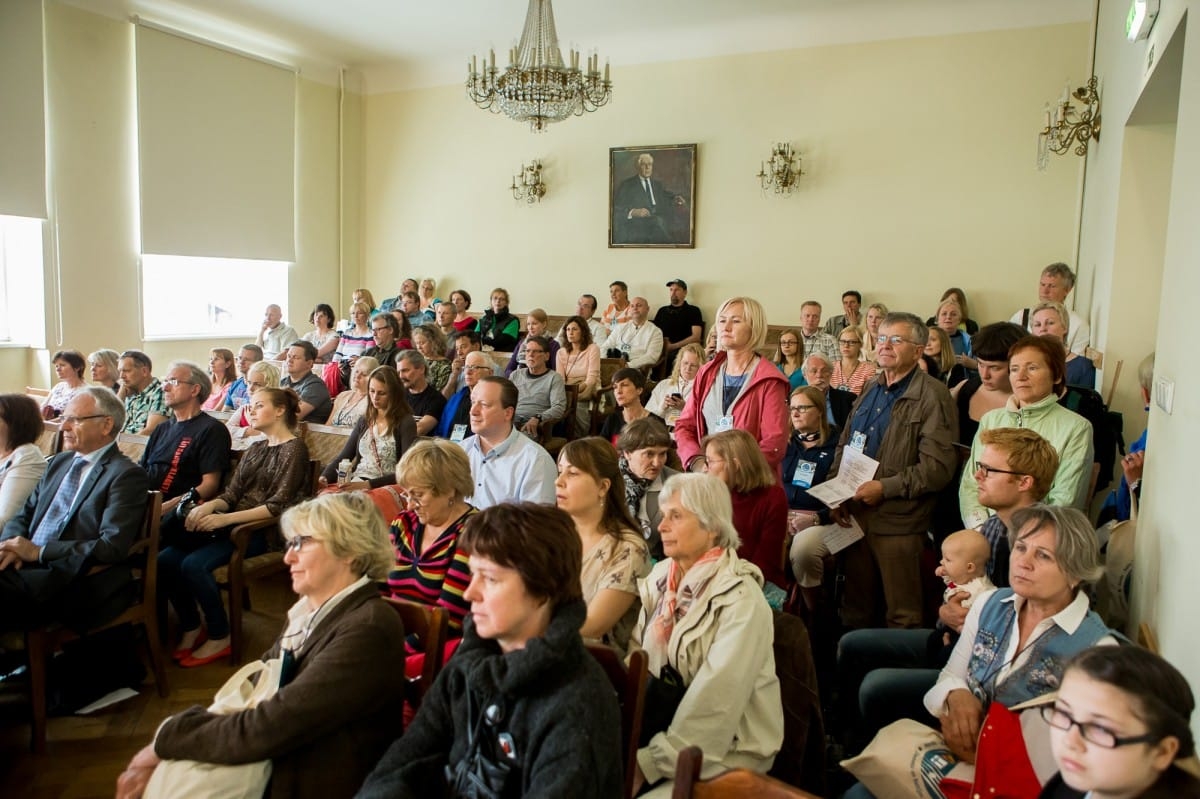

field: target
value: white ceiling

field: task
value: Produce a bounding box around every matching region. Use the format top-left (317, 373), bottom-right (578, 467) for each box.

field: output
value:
top-left (69, 0), bottom-right (1094, 92)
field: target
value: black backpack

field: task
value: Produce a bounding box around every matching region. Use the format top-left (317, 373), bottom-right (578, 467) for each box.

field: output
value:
top-left (1059, 385), bottom-right (1125, 496)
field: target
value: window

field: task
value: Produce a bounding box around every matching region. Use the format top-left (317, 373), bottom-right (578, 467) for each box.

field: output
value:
top-left (141, 254), bottom-right (289, 339)
top-left (0, 215), bottom-right (45, 344)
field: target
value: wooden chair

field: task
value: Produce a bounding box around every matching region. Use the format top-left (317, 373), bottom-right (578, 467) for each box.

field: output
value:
top-left (24, 386), bottom-right (50, 401)
top-left (670, 746), bottom-right (823, 799)
top-left (213, 458), bottom-right (322, 663)
top-left (300, 422), bottom-right (353, 471)
top-left (586, 644), bottom-right (648, 799)
top-left (382, 597), bottom-right (448, 708)
top-left (539, 383), bottom-right (580, 458)
top-left (36, 421), bottom-right (62, 458)
top-left (590, 357), bottom-right (628, 434)
top-left (25, 491), bottom-right (168, 753)
top-left (116, 431), bottom-right (149, 463)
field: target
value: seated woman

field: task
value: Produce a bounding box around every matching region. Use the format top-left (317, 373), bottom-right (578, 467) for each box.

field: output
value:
top-left (301, 302), bottom-right (340, 363)
top-left (1041, 646), bottom-right (1200, 799)
top-left (841, 505), bottom-right (1113, 797)
top-left (447, 289), bottom-right (478, 333)
top-left (617, 416), bottom-right (679, 560)
top-left (166, 387), bottom-right (312, 666)
top-left (327, 355), bottom-right (379, 428)
top-left (926, 287), bottom-right (980, 335)
top-left (334, 301), bottom-right (376, 363)
top-left (599, 366), bottom-right (651, 444)
top-left (780, 386), bottom-right (839, 611)
top-left (629, 473), bottom-right (783, 797)
top-left (772, 328), bottom-right (806, 392)
top-left (388, 309), bottom-right (415, 350)
top-left (925, 326), bottom-right (967, 387)
top-left (960, 336), bottom-right (1094, 527)
top-left (505, 308), bottom-right (560, 375)
top-left (44, 349), bottom-right (87, 418)
top-left (555, 438), bottom-right (650, 650)
top-left (359, 503), bottom-right (624, 799)
top-left (351, 287), bottom-right (377, 317)
top-left (117, 493), bottom-right (405, 799)
top-left (477, 287), bottom-right (520, 352)
top-left (646, 342), bottom-right (703, 431)
top-left (861, 302), bottom-right (889, 363)
top-left (831, 327), bottom-right (875, 395)
top-left (319, 366), bottom-right (417, 494)
top-left (702, 429), bottom-right (789, 589)
top-left (386, 439), bottom-right (476, 638)
top-left (411, 324), bottom-right (451, 392)
top-left (88, 348), bottom-right (121, 393)
top-left (0, 394), bottom-right (47, 527)
top-left (556, 314), bottom-right (601, 434)
top-left (418, 277), bottom-right (439, 312)
top-left (202, 348), bottom-right (236, 411)
top-left (226, 361), bottom-right (280, 442)
top-left (1031, 300), bottom-right (1097, 390)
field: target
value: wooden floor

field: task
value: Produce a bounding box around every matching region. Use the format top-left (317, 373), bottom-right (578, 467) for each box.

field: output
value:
top-left (0, 575), bottom-right (294, 799)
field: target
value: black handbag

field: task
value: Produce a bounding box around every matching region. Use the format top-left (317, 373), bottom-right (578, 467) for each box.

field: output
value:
top-left (638, 662), bottom-right (687, 747)
top-left (444, 693), bottom-right (519, 799)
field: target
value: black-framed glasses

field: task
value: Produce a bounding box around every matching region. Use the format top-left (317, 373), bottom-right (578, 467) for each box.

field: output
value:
top-left (974, 461), bottom-right (1025, 478)
top-left (789, 405), bottom-right (818, 413)
top-left (285, 535), bottom-right (318, 553)
top-left (839, 339), bottom-right (862, 346)
top-left (1040, 705), bottom-right (1160, 749)
top-left (61, 414), bottom-right (108, 425)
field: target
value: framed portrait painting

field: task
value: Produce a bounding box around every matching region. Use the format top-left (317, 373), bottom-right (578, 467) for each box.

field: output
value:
top-left (609, 143), bottom-right (696, 249)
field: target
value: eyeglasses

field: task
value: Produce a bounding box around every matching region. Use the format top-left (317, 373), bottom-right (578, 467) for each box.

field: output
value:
top-left (974, 462), bottom-right (1025, 478)
top-left (162, 377), bottom-right (194, 387)
top-left (61, 414), bottom-right (108, 425)
top-left (1040, 705), bottom-right (1160, 749)
top-left (839, 339), bottom-right (862, 346)
top-left (372, 326), bottom-right (391, 334)
top-left (464, 364), bottom-right (491, 372)
top-left (876, 334), bottom-right (917, 346)
top-left (525, 349), bottom-right (546, 356)
top-left (285, 535), bottom-right (318, 553)
top-left (789, 405), bottom-right (818, 413)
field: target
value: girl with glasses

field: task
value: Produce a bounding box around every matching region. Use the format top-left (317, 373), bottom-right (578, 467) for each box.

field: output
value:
top-left (831, 331), bottom-right (875, 395)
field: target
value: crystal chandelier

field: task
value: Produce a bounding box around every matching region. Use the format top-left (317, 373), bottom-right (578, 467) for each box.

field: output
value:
top-left (1037, 77), bottom-right (1101, 171)
top-left (466, 0), bottom-right (612, 132)
top-left (757, 143), bottom-right (802, 196)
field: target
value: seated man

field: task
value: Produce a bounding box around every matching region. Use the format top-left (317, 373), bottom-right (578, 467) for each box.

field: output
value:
top-left (141, 361), bottom-right (231, 518)
top-left (434, 350), bottom-right (492, 442)
top-left (599, 296), bottom-right (664, 371)
top-left (398, 350), bottom-right (446, 436)
top-left (223, 344), bottom-right (263, 411)
top-left (823, 290), bottom-right (863, 335)
top-left (118, 349), bottom-right (169, 435)
top-left (1010, 261), bottom-right (1090, 355)
top-left (400, 291), bottom-right (433, 331)
top-left (443, 330), bottom-right (492, 399)
top-left (599, 367), bottom-right (648, 444)
top-left (255, 303), bottom-right (299, 360)
top-left (615, 417), bottom-right (678, 560)
top-left (0, 387), bottom-right (151, 631)
top-left (801, 354), bottom-right (856, 429)
top-left (339, 313), bottom-right (404, 386)
top-left (458, 376), bottom-right (556, 508)
top-left (281, 341), bottom-right (332, 423)
top-left (555, 293), bottom-right (608, 344)
top-left (509, 336), bottom-right (567, 439)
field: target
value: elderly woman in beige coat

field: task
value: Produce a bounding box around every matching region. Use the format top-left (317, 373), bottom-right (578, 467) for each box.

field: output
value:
top-left (629, 472), bottom-right (783, 797)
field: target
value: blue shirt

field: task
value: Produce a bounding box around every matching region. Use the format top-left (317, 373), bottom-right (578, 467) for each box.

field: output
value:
top-left (846, 368), bottom-right (916, 459)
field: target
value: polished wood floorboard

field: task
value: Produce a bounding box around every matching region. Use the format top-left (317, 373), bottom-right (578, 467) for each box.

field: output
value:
top-left (0, 575), bottom-right (294, 799)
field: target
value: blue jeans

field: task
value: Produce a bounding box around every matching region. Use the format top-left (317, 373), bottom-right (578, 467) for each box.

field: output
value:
top-left (836, 628), bottom-right (941, 752)
top-left (158, 526), bottom-right (266, 639)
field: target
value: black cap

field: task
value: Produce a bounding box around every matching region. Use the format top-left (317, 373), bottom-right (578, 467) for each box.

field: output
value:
top-left (666, 279), bottom-right (688, 290)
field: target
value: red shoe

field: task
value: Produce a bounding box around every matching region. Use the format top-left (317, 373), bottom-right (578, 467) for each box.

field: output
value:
top-left (171, 630), bottom-right (208, 662)
top-left (180, 644), bottom-right (232, 668)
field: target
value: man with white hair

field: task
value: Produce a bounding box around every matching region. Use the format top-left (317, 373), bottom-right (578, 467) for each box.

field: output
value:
top-left (600, 297), bottom-right (664, 370)
top-left (255, 303), bottom-right (298, 360)
top-left (802, 353), bottom-right (856, 430)
top-left (1010, 262), bottom-right (1090, 355)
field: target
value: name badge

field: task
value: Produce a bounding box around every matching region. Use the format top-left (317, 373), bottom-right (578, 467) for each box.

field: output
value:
top-left (451, 424), bottom-right (468, 443)
top-left (792, 461), bottom-right (816, 489)
top-left (620, 342), bottom-right (631, 353)
top-left (715, 415), bottom-right (734, 433)
top-left (850, 431), bottom-right (867, 451)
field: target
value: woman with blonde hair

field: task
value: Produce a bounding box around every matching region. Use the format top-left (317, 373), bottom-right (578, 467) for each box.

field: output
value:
top-left (88, 348), bottom-right (121, 392)
top-left (924, 326), bottom-right (963, 386)
top-left (351, 288), bottom-right (377, 315)
top-left (333, 300), bottom-right (376, 364)
top-left (418, 278), bottom-right (438, 312)
top-left (831, 327), bottom-right (875, 395)
top-left (202, 348), bottom-right (236, 411)
top-left (675, 296), bottom-right (790, 473)
top-left (505, 307), bottom-right (559, 375)
top-left (1031, 300), bottom-right (1096, 389)
top-left (646, 342), bottom-right (704, 430)
top-left (555, 438), bottom-right (650, 649)
top-left (226, 361), bottom-right (281, 440)
top-left (328, 356), bottom-right (378, 428)
top-left (861, 302), bottom-right (889, 363)
top-left (701, 429), bottom-right (789, 588)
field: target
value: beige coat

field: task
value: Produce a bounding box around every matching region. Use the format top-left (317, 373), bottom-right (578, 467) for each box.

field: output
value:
top-left (631, 549), bottom-right (784, 794)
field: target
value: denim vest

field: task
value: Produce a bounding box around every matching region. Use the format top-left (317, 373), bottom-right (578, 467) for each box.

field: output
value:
top-left (966, 588), bottom-right (1108, 707)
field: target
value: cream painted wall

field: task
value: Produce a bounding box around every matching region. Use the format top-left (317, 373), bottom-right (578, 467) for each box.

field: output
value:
top-left (1, 2), bottom-right (362, 393)
top-left (362, 24), bottom-right (1088, 328)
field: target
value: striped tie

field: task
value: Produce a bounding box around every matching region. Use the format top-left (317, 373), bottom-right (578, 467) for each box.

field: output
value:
top-left (31, 457), bottom-right (87, 547)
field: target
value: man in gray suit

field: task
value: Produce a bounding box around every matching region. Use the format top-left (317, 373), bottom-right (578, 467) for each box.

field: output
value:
top-left (616, 417), bottom-right (679, 561)
top-left (0, 387), bottom-right (150, 631)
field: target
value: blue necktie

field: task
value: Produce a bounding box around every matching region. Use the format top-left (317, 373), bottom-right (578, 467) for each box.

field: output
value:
top-left (32, 457), bottom-right (87, 546)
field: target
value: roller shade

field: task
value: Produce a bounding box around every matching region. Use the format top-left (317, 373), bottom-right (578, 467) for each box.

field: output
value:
top-left (0, 0), bottom-right (47, 219)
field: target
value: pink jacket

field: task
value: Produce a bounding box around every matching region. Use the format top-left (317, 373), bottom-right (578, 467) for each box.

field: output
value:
top-left (675, 353), bottom-right (790, 472)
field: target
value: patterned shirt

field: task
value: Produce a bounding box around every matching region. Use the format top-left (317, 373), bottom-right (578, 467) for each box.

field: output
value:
top-left (387, 507), bottom-right (476, 634)
top-left (123, 378), bottom-right (167, 433)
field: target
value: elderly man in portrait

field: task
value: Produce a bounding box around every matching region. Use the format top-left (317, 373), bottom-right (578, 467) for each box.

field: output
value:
top-left (223, 344), bottom-right (263, 411)
top-left (281, 341), bottom-right (332, 423)
top-left (458, 376), bottom-right (557, 508)
top-left (509, 336), bottom-right (567, 440)
top-left (600, 297), bottom-right (664, 371)
top-left (801, 353), bottom-right (856, 430)
top-left (830, 312), bottom-right (958, 629)
top-left (1010, 262), bottom-right (1090, 355)
top-left (118, 349), bottom-right (169, 435)
top-left (0, 388), bottom-right (151, 631)
top-left (255, 303), bottom-right (298, 360)
top-left (612, 152), bottom-right (688, 244)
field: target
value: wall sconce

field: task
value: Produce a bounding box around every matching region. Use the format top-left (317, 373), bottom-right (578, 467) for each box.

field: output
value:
top-left (757, 143), bottom-right (802, 196)
top-left (1037, 77), bottom-right (1101, 171)
top-left (511, 161), bottom-right (546, 203)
